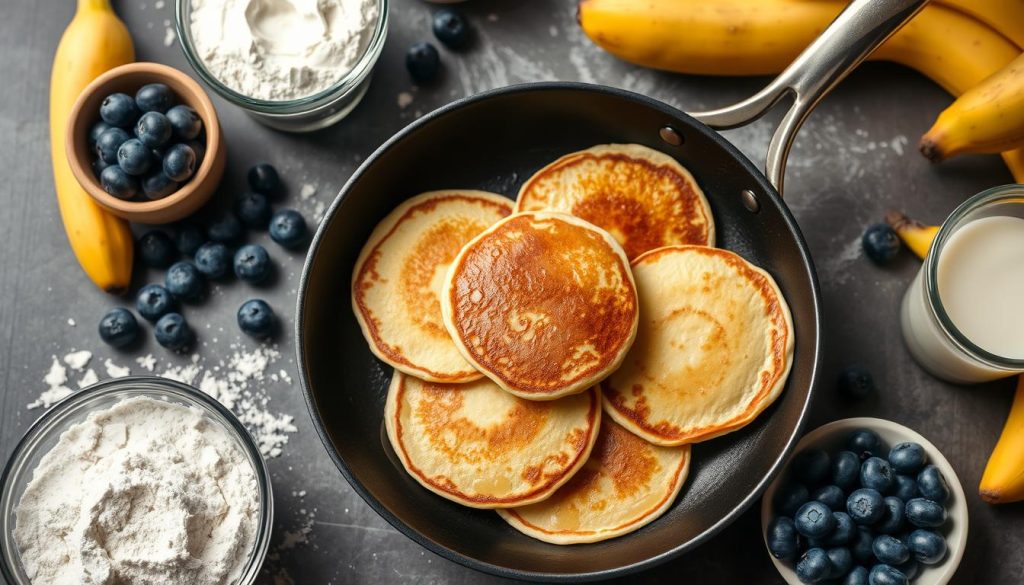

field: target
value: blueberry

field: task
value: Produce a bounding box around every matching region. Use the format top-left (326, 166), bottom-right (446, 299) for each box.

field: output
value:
top-left (875, 496), bottom-right (905, 534)
top-left (98, 308), bottom-right (138, 348)
top-left (100, 92), bottom-right (140, 127)
top-left (872, 534), bottom-right (910, 565)
top-left (165, 261), bottom-right (205, 302)
top-left (236, 191), bottom-right (271, 229)
top-left (141, 171), bottom-right (178, 200)
top-left (862, 224), bottom-right (902, 265)
top-left (137, 230), bottom-right (176, 268)
top-left (794, 501), bottom-right (835, 539)
top-left (774, 481), bottom-right (810, 517)
top-left (135, 111), bottom-right (172, 149)
top-left (848, 429), bottom-right (882, 460)
top-left (116, 138), bottom-right (153, 176)
top-left (838, 365), bottom-right (875, 399)
top-left (194, 242), bottom-right (231, 279)
top-left (234, 244), bottom-right (271, 283)
top-left (767, 516), bottom-right (799, 560)
top-left (861, 457), bottom-right (894, 493)
top-left (825, 512), bottom-right (855, 546)
top-left (88, 120), bottom-right (112, 148)
top-left (843, 566), bottom-right (869, 585)
top-left (888, 443), bottom-right (927, 475)
top-left (136, 283), bottom-right (175, 322)
top-left (175, 222), bottom-right (205, 256)
top-left (893, 474), bottom-right (919, 502)
top-left (162, 143), bottom-right (197, 182)
top-left (269, 209), bottom-right (307, 248)
top-left (813, 485), bottom-right (846, 511)
top-left (185, 139), bottom-right (206, 166)
top-left (896, 559), bottom-right (920, 580)
top-left (868, 564), bottom-right (908, 585)
top-left (406, 42), bottom-right (441, 83)
top-left (847, 488), bottom-right (884, 525)
top-left (851, 526), bottom-right (875, 563)
top-left (207, 212), bottom-right (243, 244)
top-left (95, 127), bottom-right (131, 164)
top-left (166, 104), bottom-right (203, 140)
top-left (135, 83), bottom-right (175, 113)
top-left (92, 157), bottom-right (112, 178)
top-left (916, 465), bottom-right (950, 504)
top-left (793, 448), bottom-right (832, 486)
top-left (100, 165), bottom-right (139, 199)
top-left (247, 163), bottom-right (281, 195)
top-left (906, 528), bottom-right (947, 564)
top-left (905, 498), bottom-right (946, 528)
top-left (155, 312), bottom-right (193, 350)
top-left (832, 450), bottom-right (861, 490)
top-left (826, 547), bottom-right (854, 579)
top-left (237, 299), bottom-right (276, 338)
top-left (796, 548), bottom-right (831, 584)
top-left (433, 9), bottom-right (470, 49)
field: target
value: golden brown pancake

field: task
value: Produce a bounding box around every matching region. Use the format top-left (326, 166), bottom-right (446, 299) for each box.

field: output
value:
top-left (601, 245), bottom-right (794, 445)
top-left (441, 211), bottom-right (639, 400)
top-left (515, 144), bottom-right (714, 259)
top-left (385, 372), bottom-right (602, 509)
top-left (352, 190), bottom-right (512, 382)
top-left (497, 418), bottom-right (690, 544)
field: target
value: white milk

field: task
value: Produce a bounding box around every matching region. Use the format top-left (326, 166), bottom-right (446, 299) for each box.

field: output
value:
top-left (901, 215), bottom-right (1024, 383)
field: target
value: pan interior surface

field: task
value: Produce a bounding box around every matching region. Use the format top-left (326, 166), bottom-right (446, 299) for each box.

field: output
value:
top-left (297, 84), bottom-right (820, 580)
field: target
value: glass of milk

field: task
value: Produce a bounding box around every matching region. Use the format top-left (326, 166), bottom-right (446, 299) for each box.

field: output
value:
top-left (901, 184), bottom-right (1024, 383)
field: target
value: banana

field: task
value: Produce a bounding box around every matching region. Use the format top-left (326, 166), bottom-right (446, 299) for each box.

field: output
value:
top-left (920, 54), bottom-right (1024, 161)
top-left (52, 0), bottom-right (135, 294)
top-left (578, 0), bottom-right (1024, 182)
top-left (934, 0), bottom-right (1024, 50)
top-left (884, 212), bottom-right (939, 260)
top-left (980, 376), bottom-right (1024, 504)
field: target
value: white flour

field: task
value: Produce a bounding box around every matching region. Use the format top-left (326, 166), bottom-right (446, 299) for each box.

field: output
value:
top-left (189, 0), bottom-right (379, 101)
top-left (14, 397), bottom-right (260, 585)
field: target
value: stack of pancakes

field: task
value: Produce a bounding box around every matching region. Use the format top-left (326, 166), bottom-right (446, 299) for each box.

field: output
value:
top-left (352, 145), bottom-right (794, 545)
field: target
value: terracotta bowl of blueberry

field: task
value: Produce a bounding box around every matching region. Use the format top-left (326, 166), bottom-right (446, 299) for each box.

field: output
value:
top-left (761, 418), bottom-right (968, 585)
top-left (66, 62), bottom-right (225, 224)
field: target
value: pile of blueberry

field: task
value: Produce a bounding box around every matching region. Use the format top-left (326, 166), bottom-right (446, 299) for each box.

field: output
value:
top-left (97, 163), bottom-right (308, 351)
top-left (405, 9), bottom-right (471, 83)
top-left (768, 429), bottom-right (952, 585)
top-left (90, 83), bottom-right (205, 200)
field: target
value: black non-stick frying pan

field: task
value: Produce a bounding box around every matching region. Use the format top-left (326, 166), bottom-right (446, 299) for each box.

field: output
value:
top-left (296, 0), bottom-right (928, 580)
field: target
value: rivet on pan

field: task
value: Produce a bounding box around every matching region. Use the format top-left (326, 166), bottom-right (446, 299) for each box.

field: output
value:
top-left (741, 189), bottom-right (761, 213)
top-left (659, 126), bottom-right (683, 146)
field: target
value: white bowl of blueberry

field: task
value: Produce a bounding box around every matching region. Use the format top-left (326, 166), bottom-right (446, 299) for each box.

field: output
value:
top-left (761, 418), bottom-right (967, 585)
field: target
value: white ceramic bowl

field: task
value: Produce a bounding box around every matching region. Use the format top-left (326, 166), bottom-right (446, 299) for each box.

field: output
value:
top-left (761, 418), bottom-right (968, 585)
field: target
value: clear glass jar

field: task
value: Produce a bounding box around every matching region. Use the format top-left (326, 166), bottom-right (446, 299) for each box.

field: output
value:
top-left (900, 184), bottom-right (1024, 383)
top-left (0, 377), bottom-right (274, 584)
top-left (175, 0), bottom-right (388, 133)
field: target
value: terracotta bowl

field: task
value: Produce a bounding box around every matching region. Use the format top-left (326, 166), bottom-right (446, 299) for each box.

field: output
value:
top-left (66, 62), bottom-right (225, 224)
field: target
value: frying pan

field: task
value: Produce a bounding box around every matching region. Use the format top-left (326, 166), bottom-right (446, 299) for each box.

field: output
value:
top-left (296, 0), bottom-right (928, 580)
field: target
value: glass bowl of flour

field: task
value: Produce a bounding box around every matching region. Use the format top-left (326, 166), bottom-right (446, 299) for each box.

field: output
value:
top-left (0, 376), bottom-right (273, 585)
top-left (176, 0), bottom-right (388, 132)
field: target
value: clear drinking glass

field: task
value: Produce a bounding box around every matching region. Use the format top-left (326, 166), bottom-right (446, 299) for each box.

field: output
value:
top-left (0, 377), bottom-right (274, 584)
top-left (900, 184), bottom-right (1024, 383)
top-left (175, 0), bottom-right (388, 132)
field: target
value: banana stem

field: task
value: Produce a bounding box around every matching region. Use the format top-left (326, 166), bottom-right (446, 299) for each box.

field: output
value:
top-left (78, 0), bottom-right (112, 12)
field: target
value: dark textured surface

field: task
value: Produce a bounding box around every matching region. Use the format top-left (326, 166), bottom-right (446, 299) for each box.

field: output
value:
top-left (1, 1), bottom-right (1022, 584)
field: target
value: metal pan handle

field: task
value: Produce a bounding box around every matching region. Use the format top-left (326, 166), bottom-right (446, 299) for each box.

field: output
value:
top-left (689, 0), bottom-right (930, 195)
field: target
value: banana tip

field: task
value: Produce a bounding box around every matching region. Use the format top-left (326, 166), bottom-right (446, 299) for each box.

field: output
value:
top-left (919, 138), bottom-right (945, 163)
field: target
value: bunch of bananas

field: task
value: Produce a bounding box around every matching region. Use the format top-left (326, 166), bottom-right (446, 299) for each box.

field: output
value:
top-left (577, 0), bottom-right (1024, 182)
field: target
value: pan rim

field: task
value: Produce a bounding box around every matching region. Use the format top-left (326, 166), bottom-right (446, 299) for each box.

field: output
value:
top-left (295, 81), bottom-right (823, 582)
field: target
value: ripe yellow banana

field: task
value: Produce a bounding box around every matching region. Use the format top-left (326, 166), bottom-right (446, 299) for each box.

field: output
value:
top-left (934, 0), bottom-right (1024, 50)
top-left (980, 376), bottom-right (1024, 504)
top-left (52, 0), bottom-right (134, 294)
top-left (920, 54), bottom-right (1024, 161)
top-left (884, 212), bottom-right (938, 260)
top-left (578, 0), bottom-right (1024, 182)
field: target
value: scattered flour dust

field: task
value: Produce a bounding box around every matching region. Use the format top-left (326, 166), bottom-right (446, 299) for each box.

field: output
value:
top-left (28, 344), bottom-right (298, 459)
